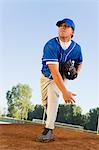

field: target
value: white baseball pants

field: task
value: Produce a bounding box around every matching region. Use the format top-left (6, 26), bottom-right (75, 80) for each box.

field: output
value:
top-left (40, 74), bottom-right (67, 129)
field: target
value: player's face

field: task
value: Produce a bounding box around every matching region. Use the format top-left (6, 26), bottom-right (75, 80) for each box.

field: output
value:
top-left (58, 23), bottom-right (74, 38)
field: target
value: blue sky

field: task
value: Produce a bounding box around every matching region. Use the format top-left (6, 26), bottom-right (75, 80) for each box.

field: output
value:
top-left (0, 0), bottom-right (99, 114)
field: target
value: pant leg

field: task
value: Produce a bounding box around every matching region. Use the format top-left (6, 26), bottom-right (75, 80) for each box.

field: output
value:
top-left (40, 74), bottom-right (51, 109)
top-left (45, 80), bottom-right (60, 129)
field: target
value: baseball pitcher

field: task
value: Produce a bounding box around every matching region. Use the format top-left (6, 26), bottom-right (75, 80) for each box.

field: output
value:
top-left (36, 18), bottom-right (83, 142)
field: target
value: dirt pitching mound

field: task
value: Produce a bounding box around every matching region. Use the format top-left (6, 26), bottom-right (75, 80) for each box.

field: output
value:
top-left (0, 124), bottom-right (99, 150)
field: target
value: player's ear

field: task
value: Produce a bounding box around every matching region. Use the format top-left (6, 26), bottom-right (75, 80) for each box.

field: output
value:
top-left (71, 30), bottom-right (74, 38)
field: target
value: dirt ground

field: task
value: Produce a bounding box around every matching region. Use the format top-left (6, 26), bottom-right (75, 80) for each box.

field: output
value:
top-left (0, 123), bottom-right (99, 150)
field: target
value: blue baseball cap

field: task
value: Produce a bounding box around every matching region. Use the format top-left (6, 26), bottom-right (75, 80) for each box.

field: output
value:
top-left (56, 18), bottom-right (75, 30)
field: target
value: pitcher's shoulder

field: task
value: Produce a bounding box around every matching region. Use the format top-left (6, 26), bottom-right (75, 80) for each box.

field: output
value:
top-left (44, 37), bottom-right (58, 45)
top-left (72, 40), bottom-right (81, 49)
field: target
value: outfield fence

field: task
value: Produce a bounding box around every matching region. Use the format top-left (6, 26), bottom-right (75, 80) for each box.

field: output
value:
top-left (0, 117), bottom-right (98, 135)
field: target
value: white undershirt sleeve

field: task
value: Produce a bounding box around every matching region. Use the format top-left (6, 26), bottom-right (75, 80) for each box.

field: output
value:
top-left (46, 61), bottom-right (58, 65)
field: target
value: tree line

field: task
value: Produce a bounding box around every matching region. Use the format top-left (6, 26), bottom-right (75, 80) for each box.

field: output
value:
top-left (5, 83), bottom-right (99, 131)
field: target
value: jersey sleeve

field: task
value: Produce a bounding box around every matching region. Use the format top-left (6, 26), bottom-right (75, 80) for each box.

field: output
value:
top-left (76, 46), bottom-right (83, 64)
top-left (42, 42), bottom-right (59, 64)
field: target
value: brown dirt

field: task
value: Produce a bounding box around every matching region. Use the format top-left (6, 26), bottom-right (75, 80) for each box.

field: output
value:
top-left (0, 123), bottom-right (99, 150)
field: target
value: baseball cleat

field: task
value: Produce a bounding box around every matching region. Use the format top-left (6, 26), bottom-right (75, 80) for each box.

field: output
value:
top-left (36, 128), bottom-right (55, 142)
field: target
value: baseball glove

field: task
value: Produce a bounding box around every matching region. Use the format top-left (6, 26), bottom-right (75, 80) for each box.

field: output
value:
top-left (60, 60), bottom-right (78, 80)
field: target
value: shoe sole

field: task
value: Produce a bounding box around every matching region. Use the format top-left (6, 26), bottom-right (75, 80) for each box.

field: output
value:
top-left (36, 138), bottom-right (55, 143)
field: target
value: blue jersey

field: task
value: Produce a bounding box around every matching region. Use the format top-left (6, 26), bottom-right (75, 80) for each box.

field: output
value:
top-left (41, 37), bottom-right (83, 79)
